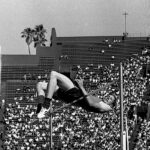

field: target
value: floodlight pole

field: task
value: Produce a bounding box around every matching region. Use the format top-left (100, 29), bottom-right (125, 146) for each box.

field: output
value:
top-left (123, 12), bottom-right (128, 34)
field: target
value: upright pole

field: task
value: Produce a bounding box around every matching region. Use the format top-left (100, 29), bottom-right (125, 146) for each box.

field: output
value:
top-left (50, 100), bottom-right (53, 150)
top-left (120, 62), bottom-right (124, 150)
top-left (126, 117), bottom-right (129, 150)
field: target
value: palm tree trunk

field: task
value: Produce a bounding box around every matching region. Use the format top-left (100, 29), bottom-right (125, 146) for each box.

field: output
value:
top-left (28, 45), bottom-right (31, 55)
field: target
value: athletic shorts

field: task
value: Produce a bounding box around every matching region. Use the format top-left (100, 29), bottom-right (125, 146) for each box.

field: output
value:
top-left (56, 87), bottom-right (86, 106)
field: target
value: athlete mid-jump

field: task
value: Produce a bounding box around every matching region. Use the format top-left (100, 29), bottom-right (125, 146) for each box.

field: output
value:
top-left (36, 71), bottom-right (116, 118)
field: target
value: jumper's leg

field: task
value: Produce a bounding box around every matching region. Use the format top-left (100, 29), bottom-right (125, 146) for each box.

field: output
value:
top-left (37, 71), bottom-right (75, 118)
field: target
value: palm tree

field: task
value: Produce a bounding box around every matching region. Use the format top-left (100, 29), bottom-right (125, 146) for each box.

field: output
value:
top-left (21, 28), bottom-right (34, 55)
top-left (33, 24), bottom-right (47, 48)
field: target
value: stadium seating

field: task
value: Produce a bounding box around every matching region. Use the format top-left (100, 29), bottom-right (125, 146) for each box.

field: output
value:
top-left (2, 38), bottom-right (150, 149)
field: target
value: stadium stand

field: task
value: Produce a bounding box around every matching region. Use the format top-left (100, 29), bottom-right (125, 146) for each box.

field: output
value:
top-left (1, 29), bottom-right (150, 149)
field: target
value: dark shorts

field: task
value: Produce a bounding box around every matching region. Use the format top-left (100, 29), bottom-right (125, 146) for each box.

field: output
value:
top-left (56, 87), bottom-right (86, 106)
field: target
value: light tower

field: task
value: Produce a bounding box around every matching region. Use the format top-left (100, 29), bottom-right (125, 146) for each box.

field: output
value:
top-left (123, 12), bottom-right (128, 36)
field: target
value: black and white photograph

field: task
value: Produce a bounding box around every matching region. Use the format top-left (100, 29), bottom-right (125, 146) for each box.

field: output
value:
top-left (0, 0), bottom-right (150, 149)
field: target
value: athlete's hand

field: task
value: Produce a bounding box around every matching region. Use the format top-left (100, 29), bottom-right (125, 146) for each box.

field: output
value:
top-left (75, 79), bottom-right (84, 86)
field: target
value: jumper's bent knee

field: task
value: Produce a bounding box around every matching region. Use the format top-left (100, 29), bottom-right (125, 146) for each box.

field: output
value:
top-left (36, 81), bottom-right (48, 90)
top-left (49, 71), bottom-right (58, 79)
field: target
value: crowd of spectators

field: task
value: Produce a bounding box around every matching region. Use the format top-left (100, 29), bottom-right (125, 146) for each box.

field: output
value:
top-left (133, 117), bottom-right (150, 150)
top-left (4, 99), bottom-right (50, 149)
top-left (3, 53), bottom-right (150, 149)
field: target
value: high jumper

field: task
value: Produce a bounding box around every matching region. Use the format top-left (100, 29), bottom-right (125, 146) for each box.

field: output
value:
top-left (36, 71), bottom-right (116, 119)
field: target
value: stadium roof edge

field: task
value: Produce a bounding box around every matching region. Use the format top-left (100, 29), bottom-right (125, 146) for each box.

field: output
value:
top-left (55, 36), bottom-right (123, 42)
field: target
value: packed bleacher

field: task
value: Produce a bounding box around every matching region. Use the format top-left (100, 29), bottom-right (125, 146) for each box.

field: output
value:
top-left (134, 117), bottom-right (150, 150)
top-left (4, 99), bottom-right (50, 149)
top-left (2, 52), bottom-right (150, 149)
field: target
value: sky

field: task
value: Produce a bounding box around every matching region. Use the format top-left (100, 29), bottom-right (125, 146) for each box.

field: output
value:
top-left (0, 0), bottom-right (150, 55)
